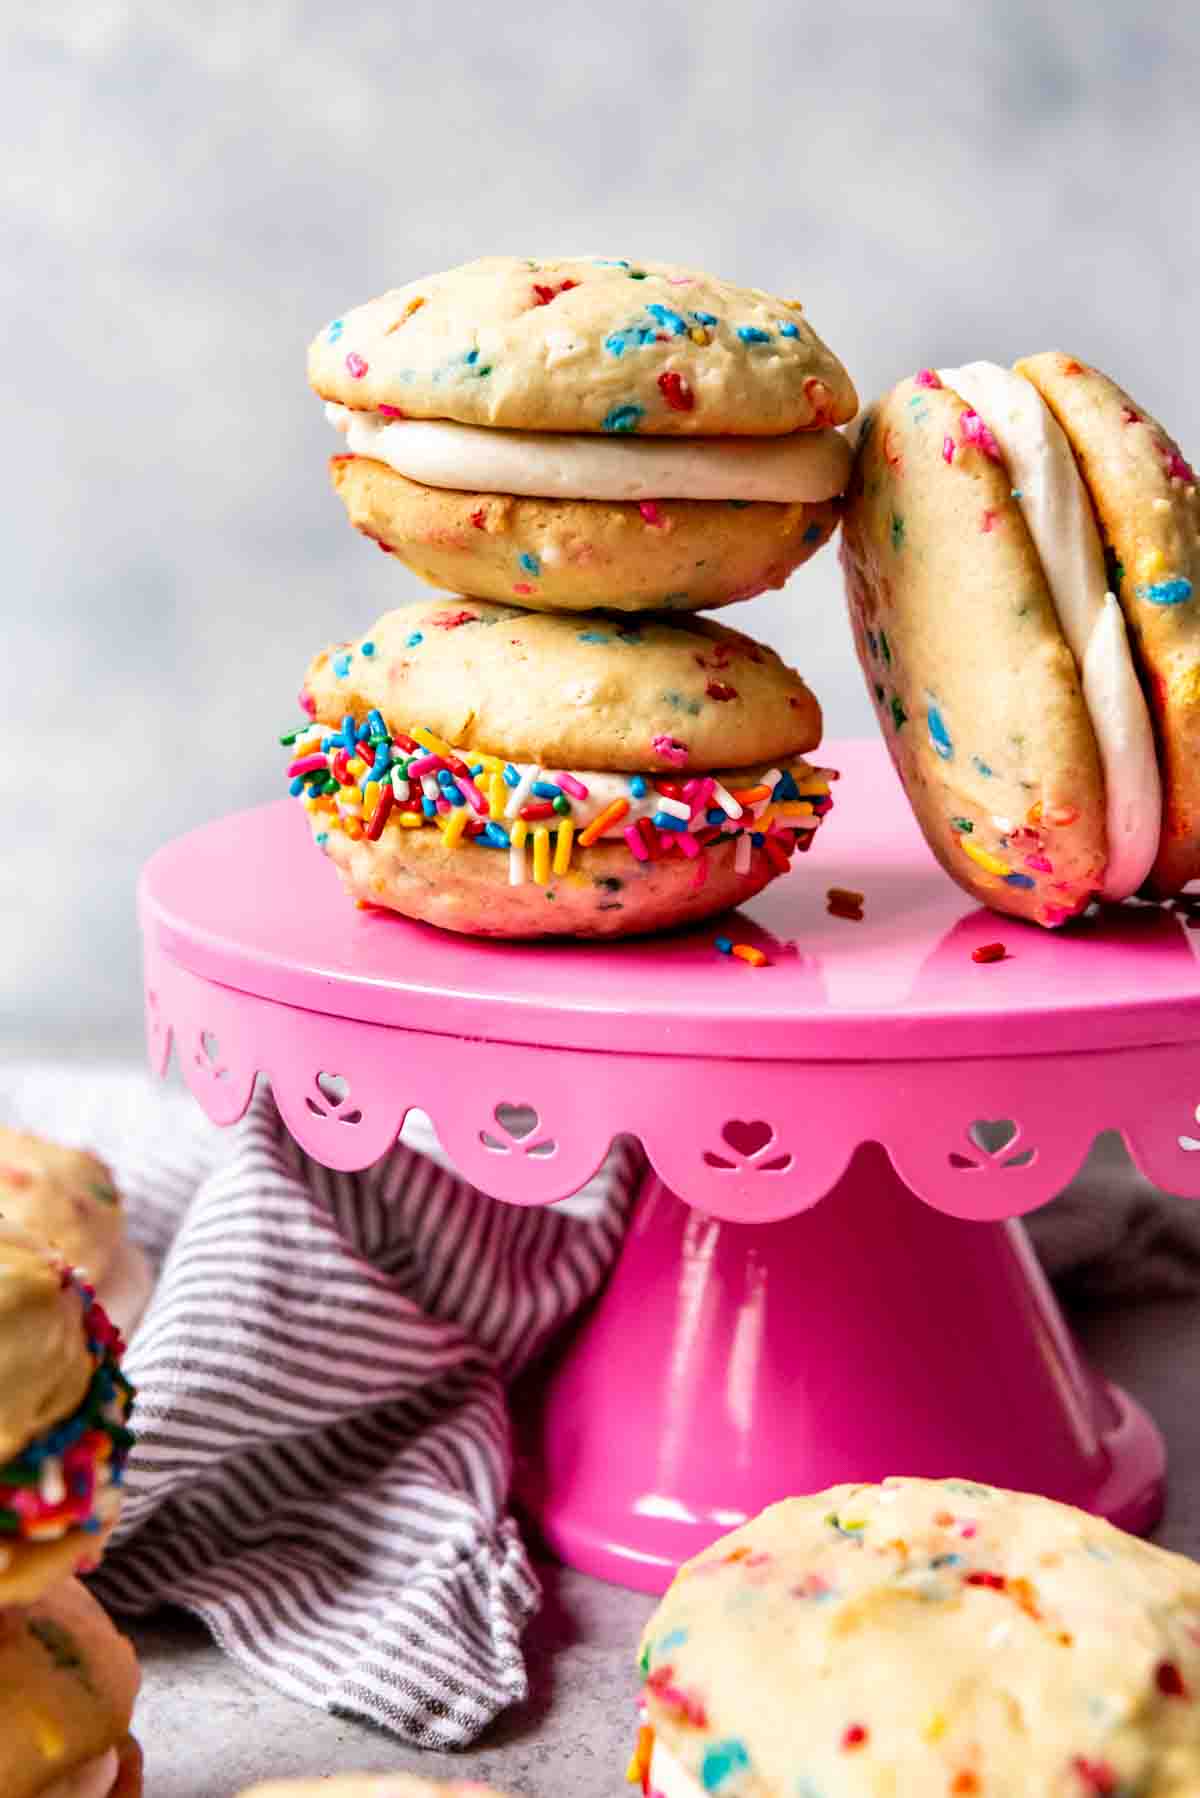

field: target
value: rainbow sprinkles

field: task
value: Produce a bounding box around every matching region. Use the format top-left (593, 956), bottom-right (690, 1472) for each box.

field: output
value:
top-left (283, 714), bottom-right (834, 891)
top-left (0, 1275), bottom-right (133, 1549)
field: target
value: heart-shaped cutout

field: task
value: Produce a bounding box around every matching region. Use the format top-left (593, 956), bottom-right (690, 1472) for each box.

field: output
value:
top-left (968, 1118), bottom-right (1017, 1156)
top-left (317, 1071), bottom-right (349, 1106)
top-left (721, 1119), bottom-right (775, 1159)
top-left (494, 1102), bottom-right (539, 1141)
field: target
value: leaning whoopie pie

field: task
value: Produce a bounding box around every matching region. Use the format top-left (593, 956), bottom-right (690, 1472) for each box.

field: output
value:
top-left (310, 255), bottom-right (857, 614)
top-left (284, 598), bottom-right (836, 939)
top-left (632, 1478), bottom-right (1200, 1798)
top-left (841, 353), bottom-right (1199, 925)
top-left (0, 1222), bottom-right (134, 1606)
top-left (0, 1130), bottom-right (153, 1342)
top-left (1, 1577), bottom-right (141, 1798)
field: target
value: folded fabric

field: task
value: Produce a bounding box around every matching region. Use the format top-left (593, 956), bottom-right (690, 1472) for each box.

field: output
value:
top-left (0, 1063), bottom-right (1196, 1750)
top-left (0, 1065), bottom-right (637, 1747)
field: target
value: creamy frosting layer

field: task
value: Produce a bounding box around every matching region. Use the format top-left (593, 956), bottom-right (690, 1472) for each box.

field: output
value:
top-left (305, 736), bottom-right (825, 843)
top-left (326, 403), bottom-right (852, 503)
top-left (42, 1748), bottom-right (119, 1798)
top-left (939, 361), bottom-right (1161, 901)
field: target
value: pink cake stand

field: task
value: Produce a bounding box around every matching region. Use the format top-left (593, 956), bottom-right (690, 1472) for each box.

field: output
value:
top-left (139, 739), bottom-right (1200, 1594)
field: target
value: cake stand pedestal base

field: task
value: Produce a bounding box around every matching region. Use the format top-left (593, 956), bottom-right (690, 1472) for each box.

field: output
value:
top-left (516, 1145), bottom-right (1165, 1593)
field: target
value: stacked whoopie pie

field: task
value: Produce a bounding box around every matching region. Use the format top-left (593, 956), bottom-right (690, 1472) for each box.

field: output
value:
top-left (285, 256), bottom-right (858, 938)
top-left (842, 352), bottom-right (1200, 927)
top-left (0, 1223), bottom-right (141, 1798)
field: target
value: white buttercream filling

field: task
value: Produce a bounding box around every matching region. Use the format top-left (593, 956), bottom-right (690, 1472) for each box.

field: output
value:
top-left (343, 759), bottom-right (818, 841)
top-left (326, 404), bottom-right (852, 503)
top-left (939, 362), bottom-right (1161, 900)
top-left (42, 1748), bottom-right (119, 1798)
top-left (649, 1737), bottom-right (704, 1798)
top-left (296, 723), bottom-right (826, 843)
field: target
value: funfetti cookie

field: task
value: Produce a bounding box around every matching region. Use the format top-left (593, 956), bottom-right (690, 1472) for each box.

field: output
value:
top-left (0, 1223), bottom-right (134, 1605)
top-left (633, 1477), bottom-right (1200, 1798)
top-left (284, 598), bottom-right (836, 939)
top-left (841, 360), bottom-right (1168, 926)
top-left (1, 1576), bottom-right (141, 1798)
top-left (329, 451), bottom-right (845, 616)
top-left (1017, 353), bottom-right (1200, 896)
top-left (0, 1130), bottom-right (153, 1342)
top-left (311, 256), bottom-right (857, 613)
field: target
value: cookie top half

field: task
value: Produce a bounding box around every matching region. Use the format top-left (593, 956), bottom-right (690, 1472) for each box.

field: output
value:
top-left (301, 598), bottom-right (822, 774)
top-left (639, 1478), bottom-right (1200, 1798)
top-left (0, 1127), bottom-right (125, 1288)
top-left (1018, 351), bottom-right (1200, 895)
top-left (308, 256), bottom-right (857, 436)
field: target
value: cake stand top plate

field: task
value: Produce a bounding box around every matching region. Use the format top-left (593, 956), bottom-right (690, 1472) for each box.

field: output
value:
top-left (139, 739), bottom-right (1200, 1064)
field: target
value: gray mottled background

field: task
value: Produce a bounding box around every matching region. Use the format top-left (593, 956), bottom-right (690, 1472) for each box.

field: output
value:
top-left (4, 1), bottom-right (1198, 1058)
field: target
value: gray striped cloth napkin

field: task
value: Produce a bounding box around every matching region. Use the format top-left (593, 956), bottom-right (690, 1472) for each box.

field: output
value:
top-left (0, 1064), bottom-right (639, 1747)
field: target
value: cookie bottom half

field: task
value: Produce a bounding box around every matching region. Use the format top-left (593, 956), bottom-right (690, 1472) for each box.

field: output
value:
top-left (313, 809), bottom-right (792, 939)
top-left (331, 454), bottom-right (840, 613)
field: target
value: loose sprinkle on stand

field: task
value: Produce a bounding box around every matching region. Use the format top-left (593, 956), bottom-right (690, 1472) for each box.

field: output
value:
top-left (827, 887), bottom-right (865, 922)
top-left (972, 942), bottom-right (1009, 964)
top-left (731, 943), bottom-right (769, 967)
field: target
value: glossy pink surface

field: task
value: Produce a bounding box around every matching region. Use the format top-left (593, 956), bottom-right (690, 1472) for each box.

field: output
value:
top-left (140, 738), bottom-right (1200, 1587)
top-left (517, 1155), bottom-right (1164, 1591)
top-left (140, 740), bottom-right (1200, 1061)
